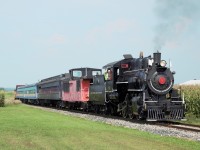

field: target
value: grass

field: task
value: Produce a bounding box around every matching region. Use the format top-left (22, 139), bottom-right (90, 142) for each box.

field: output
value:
top-left (2, 91), bottom-right (200, 149)
top-left (0, 104), bottom-right (200, 150)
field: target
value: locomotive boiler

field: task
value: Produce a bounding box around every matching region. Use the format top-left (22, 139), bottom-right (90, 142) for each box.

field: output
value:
top-left (90, 52), bottom-right (185, 121)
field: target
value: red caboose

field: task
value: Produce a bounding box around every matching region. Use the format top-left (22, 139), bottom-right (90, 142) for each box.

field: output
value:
top-left (61, 68), bottom-right (102, 108)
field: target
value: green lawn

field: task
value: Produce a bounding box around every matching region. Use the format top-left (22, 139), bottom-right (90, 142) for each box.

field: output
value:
top-left (0, 105), bottom-right (200, 150)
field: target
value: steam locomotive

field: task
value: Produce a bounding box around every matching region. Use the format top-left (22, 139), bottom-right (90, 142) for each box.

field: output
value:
top-left (91, 52), bottom-right (185, 120)
top-left (15, 52), bottom-right (185, 121)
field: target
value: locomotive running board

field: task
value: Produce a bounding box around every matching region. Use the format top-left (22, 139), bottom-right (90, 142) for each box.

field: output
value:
top-left (128, 89), bottom-right (143, 91)
top-left (116, 82), bottom-right (128, 84)
top-left (146, 119), bottom-right (187, 121)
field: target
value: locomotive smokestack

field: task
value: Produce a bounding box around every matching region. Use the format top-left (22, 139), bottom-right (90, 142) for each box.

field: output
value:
top-left (153, 52), bottom-right (161, 65)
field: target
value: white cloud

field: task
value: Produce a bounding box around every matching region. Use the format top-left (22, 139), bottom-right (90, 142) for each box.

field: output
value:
top-left (84, 18), bottom-right (135, 44)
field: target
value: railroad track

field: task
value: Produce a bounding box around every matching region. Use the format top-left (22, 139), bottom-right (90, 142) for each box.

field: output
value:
top-left (155, 122), bottom-right (200, 132)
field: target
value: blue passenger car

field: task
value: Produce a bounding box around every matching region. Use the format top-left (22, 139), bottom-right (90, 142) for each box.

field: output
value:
top-left (15, 84), bottom-right (38, 103)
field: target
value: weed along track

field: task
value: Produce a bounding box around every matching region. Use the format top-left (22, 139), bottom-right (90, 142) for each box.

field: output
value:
top-left (25, 104), bottom-right (200, 142)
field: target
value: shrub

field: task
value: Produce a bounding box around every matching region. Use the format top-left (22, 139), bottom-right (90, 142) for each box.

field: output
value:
top-left (0, 91), bottom-right (5, 107)
top-left (4, 91), bottom-right (21, 106)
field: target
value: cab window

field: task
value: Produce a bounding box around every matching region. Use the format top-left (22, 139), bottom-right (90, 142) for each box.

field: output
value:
top-left (73, 70), bottom-right (82, 77)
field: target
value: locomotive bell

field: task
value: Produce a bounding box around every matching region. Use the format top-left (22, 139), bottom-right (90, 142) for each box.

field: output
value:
top-left (153, 52), bottom-right (161, 65)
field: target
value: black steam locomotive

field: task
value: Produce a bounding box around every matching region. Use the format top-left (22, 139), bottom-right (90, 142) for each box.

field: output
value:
top-left (90, 52), bottom-right (185, 121)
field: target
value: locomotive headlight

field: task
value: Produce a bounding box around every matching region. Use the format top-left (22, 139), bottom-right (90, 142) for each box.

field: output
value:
top-left (160, 60), bottom-right (167, 67)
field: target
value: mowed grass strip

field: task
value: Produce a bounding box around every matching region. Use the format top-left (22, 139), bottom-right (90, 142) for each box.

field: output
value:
top-left (0, 105), bottom-right (200, 150)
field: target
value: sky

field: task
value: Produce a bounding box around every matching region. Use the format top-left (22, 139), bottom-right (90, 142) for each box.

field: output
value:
top-left (0, 0), bottom-right (200, 88)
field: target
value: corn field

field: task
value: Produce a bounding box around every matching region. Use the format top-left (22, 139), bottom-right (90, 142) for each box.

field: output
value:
top-left (176, 85), bottom-right (200, 118)
top-left (0, 91), bottom-right (5, 107)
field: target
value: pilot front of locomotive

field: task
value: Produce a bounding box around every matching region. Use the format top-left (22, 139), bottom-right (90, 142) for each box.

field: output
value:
top-left (141, 52), bottom-right (186, 121)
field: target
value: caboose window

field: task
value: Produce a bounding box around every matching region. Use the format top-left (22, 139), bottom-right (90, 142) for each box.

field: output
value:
top-left (63, 82), bottom-right (69, 92)
top-left (92, 71), bottom-right (101, 76)
top-left (73, 70), bottom-right (82, 77)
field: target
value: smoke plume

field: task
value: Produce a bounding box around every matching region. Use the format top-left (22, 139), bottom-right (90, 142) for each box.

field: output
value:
top-left (154, 0), bottom-right (200, 50)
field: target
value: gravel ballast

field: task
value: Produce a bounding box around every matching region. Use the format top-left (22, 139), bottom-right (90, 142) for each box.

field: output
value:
top-left (28, 105), bottom-right (200, 142)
